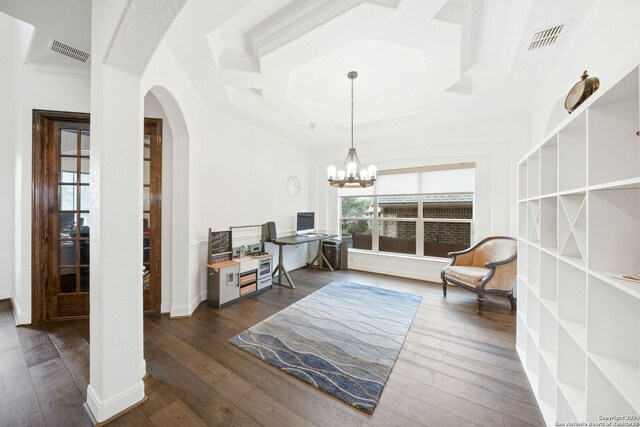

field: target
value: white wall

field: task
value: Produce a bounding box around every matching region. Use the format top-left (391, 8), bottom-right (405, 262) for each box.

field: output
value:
top-left (529, 0), bottom-right (640, 145)
top-left (0, 12), bottom-right (91, 322)
top-left (310, 113), bottom-right (530, 283)
top-left (142, 43), bottom-right (312, 316)
top-left (0, 13), bottom-right (21, 300)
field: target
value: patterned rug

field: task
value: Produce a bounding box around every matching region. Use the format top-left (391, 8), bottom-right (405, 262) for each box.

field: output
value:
top-left (228, 281), bottom-right (422, 413)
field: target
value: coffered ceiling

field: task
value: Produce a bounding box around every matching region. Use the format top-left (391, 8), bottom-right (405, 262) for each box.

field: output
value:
top-left (1, 0), bottom-right (601, 145)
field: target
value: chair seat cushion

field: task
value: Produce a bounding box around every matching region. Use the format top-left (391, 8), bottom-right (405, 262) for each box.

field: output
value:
top-left (444, 266), bottom-right (489, 287)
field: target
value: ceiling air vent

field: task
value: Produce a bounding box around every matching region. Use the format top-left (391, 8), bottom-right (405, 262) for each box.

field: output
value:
top-left (48, 38), bottom-right (91, 63)
top-left (528, 24), bottom-right (565, 51)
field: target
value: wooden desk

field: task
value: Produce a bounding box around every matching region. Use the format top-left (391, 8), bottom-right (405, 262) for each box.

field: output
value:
top-left (270, 234), bottom-right (338, 288)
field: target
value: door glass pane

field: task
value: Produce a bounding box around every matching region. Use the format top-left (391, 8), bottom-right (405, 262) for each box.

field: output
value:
top-left (61, 129), bottom-right (77, 155)
top-left (60, 268), bottom-right (77, 293)
top-left (143, 188), bottom-right (150, 210)
top-left (80, 212), bottom-right (91, 229)
top-left (59, 184), bottom-right (77, 210)
top-left (79, 240), bottom-right (90, 265)
top-left (144, 160), bottom-right (150, 185)
top-left (379, 220), bottom-right (416, 255)
top-left (60, 157), bottom-right (77, 182)
top-left (144, 135), bottom-right (151, 158)
top-left (79, 267), bottom-right (90, 292)
top-left (60, 240), bottom-right (77, 266)
top-left (143, 213), bottom-right (150, 234)
top-left (80, 185), bottom-right (90, 211)
top-left (80, 132), bottom-right (90, 153)
top-left (80, 158), bottom-right (90, 183)
top-left (59, 213), bottom-right (77, 238)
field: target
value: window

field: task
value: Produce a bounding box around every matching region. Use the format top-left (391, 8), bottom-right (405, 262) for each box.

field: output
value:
top-left (339, 165), bottom-right (474, 259)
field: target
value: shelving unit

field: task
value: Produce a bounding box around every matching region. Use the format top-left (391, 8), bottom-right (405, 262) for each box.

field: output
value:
top-left (516, 64), bottom-right (640, 425)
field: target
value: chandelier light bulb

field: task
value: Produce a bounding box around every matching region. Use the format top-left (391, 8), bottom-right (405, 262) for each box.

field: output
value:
top-left (368, 165), bottom-right (377, 179)
top-left (337, 170), bottom-right (346, 180)
top-left (327, 166), bottom-right (336, 180)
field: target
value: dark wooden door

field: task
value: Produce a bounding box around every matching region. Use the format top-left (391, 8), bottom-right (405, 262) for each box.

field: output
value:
top-left (33, 112), bottom-right (91, 321)
top-left (143, 119), bottom-right (162, 312)
top-left (33, 111), bottom-right (162, 322)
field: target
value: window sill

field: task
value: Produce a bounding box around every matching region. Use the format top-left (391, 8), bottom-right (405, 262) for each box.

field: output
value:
top-left (347, 248), bottom-right (450, 263)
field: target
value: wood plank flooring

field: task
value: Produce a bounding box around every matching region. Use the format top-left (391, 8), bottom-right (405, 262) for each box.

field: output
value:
top-left (0, 269), bottom-right (543, 426)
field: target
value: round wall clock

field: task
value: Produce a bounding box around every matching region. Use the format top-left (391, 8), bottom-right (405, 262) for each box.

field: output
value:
top-left (564, 70), bottom-right (600, 114)
top-left (287, 176), bottom-right (300, 197)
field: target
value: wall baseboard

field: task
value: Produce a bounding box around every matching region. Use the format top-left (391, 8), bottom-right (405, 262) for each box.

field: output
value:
top-left (85, 381), bottom-right (145, 423)
top-left (0, 291), bottom-right (11, 300)
top-left (348, 263), bottom-right (441, 284)
top-left (10, 297), bottom-right (30, 325)
top-left (160, 302), bottom-right (171, 314)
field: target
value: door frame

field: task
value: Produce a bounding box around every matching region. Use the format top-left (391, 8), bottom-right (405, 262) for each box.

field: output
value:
top-left (32, 110), bottom-right (91, 324)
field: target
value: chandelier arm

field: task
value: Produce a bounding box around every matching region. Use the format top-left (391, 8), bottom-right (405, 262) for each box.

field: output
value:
top-left (351, 75), bottom-right (354, 150)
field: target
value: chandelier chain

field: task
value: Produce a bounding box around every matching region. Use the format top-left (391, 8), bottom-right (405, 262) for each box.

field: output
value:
top-left (351, 74), bottom-right (354, 150)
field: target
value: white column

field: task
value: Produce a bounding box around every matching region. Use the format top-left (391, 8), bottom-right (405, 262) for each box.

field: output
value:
top-left (86, 0), bottom-right (145, 422)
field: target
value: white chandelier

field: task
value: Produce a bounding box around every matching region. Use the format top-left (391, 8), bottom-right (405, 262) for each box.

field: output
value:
top-left (327, 71), bottom-right (376, 188)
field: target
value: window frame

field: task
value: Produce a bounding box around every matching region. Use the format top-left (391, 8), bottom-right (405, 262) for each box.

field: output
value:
top-left (340, 191), bottom-right (474, 260)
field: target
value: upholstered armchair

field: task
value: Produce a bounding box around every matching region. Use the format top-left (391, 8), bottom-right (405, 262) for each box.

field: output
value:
top-left (441, 236), bottom-right (517, 313)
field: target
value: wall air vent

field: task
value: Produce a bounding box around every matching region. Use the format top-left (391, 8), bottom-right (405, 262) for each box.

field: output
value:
top-left (48, 38), bottom-right (91, 63)
top-left (528, 24), bottom-right (565, 51)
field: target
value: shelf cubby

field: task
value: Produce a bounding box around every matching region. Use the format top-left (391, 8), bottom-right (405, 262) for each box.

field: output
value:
top-left (528, 200), bottom-right (540, 243)
top-left (540, 136), bottom-right (558, 196)
top-left (587, 275), bottom-right (639, 411)
top-left (526, 288), bottom-right (540, 337)
top-left (528, 152), bottom-right (540, 199)
top-left (516, 313), bottom-right (527, 358)
top-left (558, 325), bottom-right (587, 420)
top-left (518, 202), bottom-right (528, 239)
top-left (527, 245), bottom-right (540, 292)
top-left (539, 303), bottom-right (557, 374)
top-left (517, 276), bottom-right (527, 316)
top-left (588, 188), bottom-right (640, 278)
top-left (588, 67), bottom-right (639, 187)
top-left (558, 193), bottom-right (587, 266)
top-left (538, 357), bottom-right (557, 425)
top-left (539, 251), bottom-right (557, 315)
top-left (558, 260), bottom-right (586, 349)
top-left (557, 387), bottom-right (579, 423)
top-left (539, 197), bottom-right (557, 251)
top-left (587, 360), bottom-right (638, 421)
top-left (519, 162), bottom-right (528, 200)
top-left (526, 333), bottom-right (540, 377)
top-left (518, 240), bottom-right (528, 278)
top-left (558, 112), bottom-right (587, 192)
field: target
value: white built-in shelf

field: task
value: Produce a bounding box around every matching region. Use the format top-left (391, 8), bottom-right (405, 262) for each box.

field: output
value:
top-left (516, 63), bottom-right (640, 425)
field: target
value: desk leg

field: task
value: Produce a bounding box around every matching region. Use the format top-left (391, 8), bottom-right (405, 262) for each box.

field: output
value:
top-left (275, 245), bottom-right (295, 288)
top-left (308, 240), bottom-right (322, 268)
top-left (320, 250), bottom-right (335, 272)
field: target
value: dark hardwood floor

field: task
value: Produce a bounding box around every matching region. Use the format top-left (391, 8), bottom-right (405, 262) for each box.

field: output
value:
top-left (0, 268), bottom-right (543, 426)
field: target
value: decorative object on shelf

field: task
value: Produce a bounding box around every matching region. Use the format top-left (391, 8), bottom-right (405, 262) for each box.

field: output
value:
top-left (286, 175), bottom-right (300, 196)
top-left (564, 70), bottom-right (600, 114)
top-left (327, 71), bottom-right (376, 188)
top-left (612, 273), bottom-right (640, 284)
top-left (636, 130), bottom-right (639, 136)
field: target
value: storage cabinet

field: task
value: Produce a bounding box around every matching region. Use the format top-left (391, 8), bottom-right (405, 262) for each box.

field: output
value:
top-left (517, 65), bottom-right (640, 425)
top-left (207, 261), bottom-right (240, 308)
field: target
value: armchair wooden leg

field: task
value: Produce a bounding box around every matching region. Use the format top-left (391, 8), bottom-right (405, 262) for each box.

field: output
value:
top-left (476, 294), bottom-right (484, 314)
top-left (508, 293), bottom-right (516, 311)
top-left (442, 282), bottom-right (447, 297)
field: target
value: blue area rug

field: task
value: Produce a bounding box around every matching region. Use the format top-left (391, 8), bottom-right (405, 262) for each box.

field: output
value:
top-left (228, 281), bottom-right (422, 413)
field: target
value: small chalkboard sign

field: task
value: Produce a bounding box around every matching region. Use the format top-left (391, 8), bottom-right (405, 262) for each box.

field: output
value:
top-left (208, 228), bottom-right (232, 263)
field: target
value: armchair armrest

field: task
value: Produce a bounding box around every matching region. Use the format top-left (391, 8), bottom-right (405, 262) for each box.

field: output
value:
top-left (485, 253), bottom-right (517, 268)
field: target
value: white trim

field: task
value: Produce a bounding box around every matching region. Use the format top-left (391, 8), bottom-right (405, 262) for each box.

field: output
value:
top-left (0, 290), bottom-right (11, 300)
top-left (349, 248), bottom-right (449, 264)
top-left (10, 297), bottom-right (30, 325)
top-left (85, 381), bottom-right (145, 422)
top-left (160, 302), bottom-right (171, 313)
top-left (170, 291), bottom-right (202, 318)
top-left (348, 263), bottom-right (441, 284)
top-left (200, 290), bottom-right (207, 302)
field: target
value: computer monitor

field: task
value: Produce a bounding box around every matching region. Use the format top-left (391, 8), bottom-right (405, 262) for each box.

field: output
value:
top-left (296, 212), bottom-right (315, 232)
